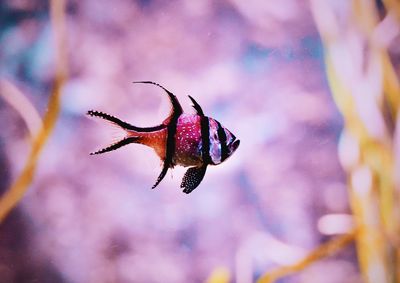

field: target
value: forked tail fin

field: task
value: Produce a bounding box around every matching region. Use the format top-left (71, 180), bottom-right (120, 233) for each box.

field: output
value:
top-left (87, 110), bottom-right (144, 155)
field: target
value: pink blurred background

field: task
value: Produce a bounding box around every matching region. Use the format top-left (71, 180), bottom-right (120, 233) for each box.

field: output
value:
top-left (0, 1), bottom-right (360, 282)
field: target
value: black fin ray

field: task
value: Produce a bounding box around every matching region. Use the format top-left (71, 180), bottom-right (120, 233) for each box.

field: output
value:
top-left (180, 165), bottom-right (208, 194)
top-left (90, 137), bottom-right (139, 155)
top-left (87, 110), bottom-right (165, 132)
top-left (132, 81), bottom-right (183, 117)
top-left (188, 95), bottom-right (205, 116)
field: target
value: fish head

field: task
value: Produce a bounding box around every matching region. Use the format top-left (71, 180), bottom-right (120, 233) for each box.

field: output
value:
top-left (208, 118), bottom-right (240, 165)
top-left (224, 128), bottom-right (240, 157)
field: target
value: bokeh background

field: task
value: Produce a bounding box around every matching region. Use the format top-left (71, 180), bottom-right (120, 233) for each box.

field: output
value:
top-left (1, 1), bottom-right (399, 283)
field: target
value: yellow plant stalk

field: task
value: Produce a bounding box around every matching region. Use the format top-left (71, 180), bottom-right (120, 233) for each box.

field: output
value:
top-left (0, 0), bottom-right (68, 222)
top-left (206, 267), bottom-right (231, 283)
top-left (382, 0), bottom-right (400, 22)
top-left (257, 1), bottom-right (400, 282)
top-left (257, 230), bottom-right (356, 283)
top-left (311, 0), bottom-right (400, 282)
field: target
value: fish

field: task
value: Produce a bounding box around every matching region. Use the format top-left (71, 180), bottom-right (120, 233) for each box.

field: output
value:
top-left (87, 81), bottom-right (240, 194)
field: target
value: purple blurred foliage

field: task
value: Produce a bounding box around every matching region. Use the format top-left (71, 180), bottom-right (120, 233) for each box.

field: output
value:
top-left (0, 0), bottom-right (361, 282)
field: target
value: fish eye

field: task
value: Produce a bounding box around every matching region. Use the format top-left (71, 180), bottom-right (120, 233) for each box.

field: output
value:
top-left (224, 129), bottom-right (233, 143)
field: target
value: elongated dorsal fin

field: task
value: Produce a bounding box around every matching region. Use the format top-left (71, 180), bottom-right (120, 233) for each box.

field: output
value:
top-left (133, 81), bottom-right (182, 189)
top-left (188, 95), bottom-right (205, 116)
top-left (133, 81), bottom-right (183, 119)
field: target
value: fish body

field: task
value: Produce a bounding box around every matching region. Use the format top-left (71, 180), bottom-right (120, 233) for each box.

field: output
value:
top-left (87, 81), bottom-right (240, 193)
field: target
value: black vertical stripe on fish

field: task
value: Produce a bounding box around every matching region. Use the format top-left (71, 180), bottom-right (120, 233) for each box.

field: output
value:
top-left (189, 95), bottom-right (212, 165)
top-left (190, 95), bottom-right (212, 167)
top-left (134, 81), bottom-right (183, 189)
top-left (152, 113), bottom-right (179, 189)
top-left (216, 121), bottom-right (228, 162)
top-left (87, 110), bottom-right (166, 132)
top-left (200, 116), bottom-right (212, 165)
top-left (90, 137), bottom-right (140, 155)
top-left (181, 164), bottom-right (208, 194)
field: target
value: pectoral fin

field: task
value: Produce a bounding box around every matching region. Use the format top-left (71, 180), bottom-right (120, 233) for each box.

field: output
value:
top-left (180, 165), bottom-right (207, 194)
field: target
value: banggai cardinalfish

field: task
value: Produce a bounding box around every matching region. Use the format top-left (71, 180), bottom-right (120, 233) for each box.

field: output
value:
top-left (87, 81), bottom-right (240, 194)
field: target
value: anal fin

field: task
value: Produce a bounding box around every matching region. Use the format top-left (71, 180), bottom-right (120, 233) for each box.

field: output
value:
top-left (180, 165), bottom-right (207, 194)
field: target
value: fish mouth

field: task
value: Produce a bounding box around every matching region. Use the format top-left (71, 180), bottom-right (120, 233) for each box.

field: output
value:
top-left (231, 139), bottom-right (240, 152)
